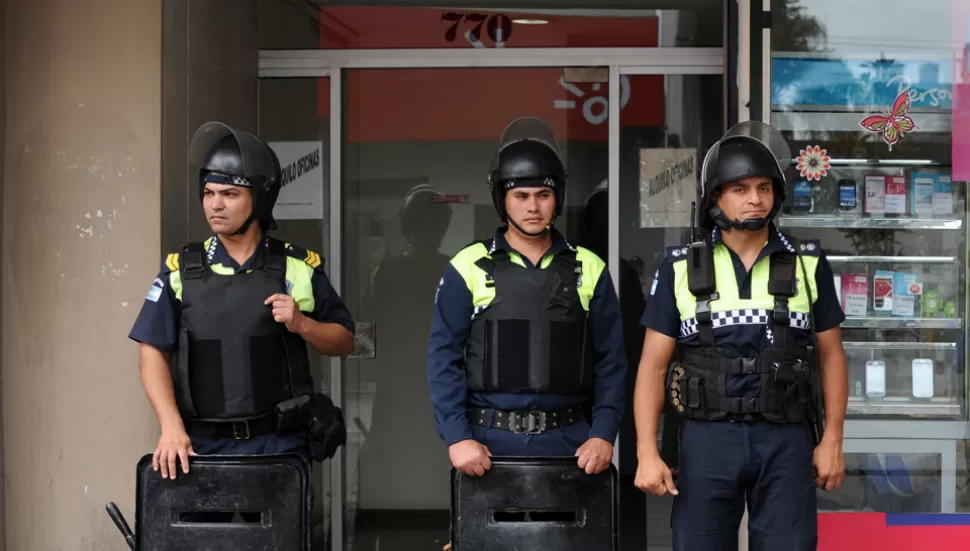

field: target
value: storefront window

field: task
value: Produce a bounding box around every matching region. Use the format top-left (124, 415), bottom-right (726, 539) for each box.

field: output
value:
top-left (771, 0), bottom-right (969, 523)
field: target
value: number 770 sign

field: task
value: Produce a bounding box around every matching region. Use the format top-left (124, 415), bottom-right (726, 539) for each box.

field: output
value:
top-left (441, 12), bottom-right (514, 47)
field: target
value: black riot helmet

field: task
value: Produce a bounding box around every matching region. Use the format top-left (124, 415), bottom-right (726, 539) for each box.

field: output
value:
top-left (399, 183), bottom-right (452, 247)
top-left (697, 121), bottom-right (792, 232)
top-left (486, 117), bottom-right (566, 236)
top-left (189, 121), bottom-right (283, 235)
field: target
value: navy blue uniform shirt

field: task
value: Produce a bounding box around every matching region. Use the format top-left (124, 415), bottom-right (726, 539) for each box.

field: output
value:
top-left (642, 225), bottom-right (845, 396)
top-left (128, 235), bottom-right (355, 351)
top-left (428, 227), bottom-right (628, 447)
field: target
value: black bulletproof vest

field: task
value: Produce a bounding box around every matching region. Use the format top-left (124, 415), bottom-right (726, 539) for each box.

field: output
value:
top-left (464, 246), bottom-right (594, 395)
top-left (173, 239), bottom-right (313, 421)
top-left (669, 241), bottom-right (815, 423)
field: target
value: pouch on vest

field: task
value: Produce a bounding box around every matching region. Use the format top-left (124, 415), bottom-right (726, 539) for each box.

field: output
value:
top-left (674, 243), bottom-right (815, 424)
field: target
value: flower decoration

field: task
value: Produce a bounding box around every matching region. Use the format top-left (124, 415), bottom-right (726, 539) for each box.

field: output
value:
top-left (796, 145), bottom-right (831, 181)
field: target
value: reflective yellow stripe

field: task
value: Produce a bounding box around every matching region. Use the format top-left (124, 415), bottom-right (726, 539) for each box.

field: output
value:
top-left (452, 243), bottom-right (605, 312)
top-left (450, 243), bottom-right (494, 308)
top-left (286, 257), bottom-right (315, 313)
top-left (172, 257), bottom-right (315, 310)
top-left (575, 247), bottom-right (606, 311)
top-left (672, 245), bottom-right (819, 322)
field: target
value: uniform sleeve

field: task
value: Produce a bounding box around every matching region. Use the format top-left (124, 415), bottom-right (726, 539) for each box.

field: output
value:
top-left (640, 261), bottom-right (681, 338)
top-left (308, 268), bottom-right (356, 335)
top-left (127, 264), bottom-right (180, 352)
top-left (811, 252), bottom-right (845, 333)
top-left (587, 269), bottom-right (628, 444)
top-left (427, 263), bottom-right (475, 446)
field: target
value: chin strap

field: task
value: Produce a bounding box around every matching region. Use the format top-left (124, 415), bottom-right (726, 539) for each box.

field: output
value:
top-left (230, 213), bottom-right (257, 236)
top-left (710, 204), bottom-right (779, 232)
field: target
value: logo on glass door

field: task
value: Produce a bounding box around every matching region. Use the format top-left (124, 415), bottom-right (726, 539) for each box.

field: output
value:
top-left (553, 76), bottom-right (632, 125)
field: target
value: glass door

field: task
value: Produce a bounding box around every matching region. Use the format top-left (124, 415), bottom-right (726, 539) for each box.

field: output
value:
top-left (257, 76), bottom-right (335, 549)
top-left (615, 72), bottom-right (726, 549)
top-left (339, 66), bottom-right (613, 550)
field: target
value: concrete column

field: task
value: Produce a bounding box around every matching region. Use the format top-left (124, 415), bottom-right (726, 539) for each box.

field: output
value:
top-left (3, 1), bottom-right (162, 549)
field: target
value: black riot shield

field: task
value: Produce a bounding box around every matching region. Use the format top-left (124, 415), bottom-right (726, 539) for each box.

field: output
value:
top-left (134, 453), bottom-right (312, 551)
top-left (450, 457), bottom-right (618, 551)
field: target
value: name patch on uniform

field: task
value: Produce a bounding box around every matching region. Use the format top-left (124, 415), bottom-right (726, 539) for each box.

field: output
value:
top-left (650, 269), bottom-right (659, 296)
top-left (146, 278), bottom-right (165, 302)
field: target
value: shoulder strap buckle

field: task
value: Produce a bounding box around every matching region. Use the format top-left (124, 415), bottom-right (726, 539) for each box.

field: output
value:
top-left (265, 239), bottom-right (286, 278)
top-left (181, 242), bottom-right (205, 279)
top-left (768, 251), bottom-right (797, 326)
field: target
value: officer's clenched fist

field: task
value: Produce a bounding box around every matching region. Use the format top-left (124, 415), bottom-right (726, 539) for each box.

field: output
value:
top-left (635, 453), bottom-right (679, 496)
top-left (449, 439), bottom-right (493, 476)
top-left (265, 293), bottom-right (307, 334)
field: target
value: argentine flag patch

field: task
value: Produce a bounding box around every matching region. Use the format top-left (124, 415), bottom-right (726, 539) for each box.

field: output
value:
top-left (146, 277), bottom-right (164, 303)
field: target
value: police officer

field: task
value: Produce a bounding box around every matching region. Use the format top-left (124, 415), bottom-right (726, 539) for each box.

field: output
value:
top-left (633, 121), bottom-right (848, 550)
top-left (427, 116), bottom-right (627, 478)
top-left (128, 121), bottom-right (354, 481)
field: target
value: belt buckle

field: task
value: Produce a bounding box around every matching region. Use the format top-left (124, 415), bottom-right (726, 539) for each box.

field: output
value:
top-left (233, 420), bottom-right (251, 440)
top-left (510, 411), bottom-right (546, 434)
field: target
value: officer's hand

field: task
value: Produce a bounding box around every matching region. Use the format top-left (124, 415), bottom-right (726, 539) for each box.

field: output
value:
top-left (813, 437), bottom-right (845, 491)
top-left (575, 438), bottom-right (613, 475)
top-left (153, 427), bottom-right (197, 480)
top-left (449, 439), bottom-right (492, 477)
top-left (634, 453), bottom-right (678, 496)
top-left (265, 293), bottom-right (307, 333)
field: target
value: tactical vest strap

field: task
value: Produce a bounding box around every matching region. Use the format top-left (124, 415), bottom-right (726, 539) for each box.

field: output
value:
top-left (265, 239), bottom-right (286, 278)
top-left (182, 242), bottom-right (206, 280)
top-left (686, 241), bottom-right (718, 347)
top-left (768, 251), bottom-right (798, 350)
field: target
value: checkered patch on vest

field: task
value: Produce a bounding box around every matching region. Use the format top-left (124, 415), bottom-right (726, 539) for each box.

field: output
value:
top-left (679, 309), bottom-right (811, 338)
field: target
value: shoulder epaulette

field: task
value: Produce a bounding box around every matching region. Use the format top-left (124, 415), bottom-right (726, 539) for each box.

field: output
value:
top-left (797, 239), bottom-right (822, 257)
top-left (665, 245), bottom-right (689, 264)
top-left (162, 252), bottom-right (180, 273)
top-left (283, 242), bottom-right (325, 270)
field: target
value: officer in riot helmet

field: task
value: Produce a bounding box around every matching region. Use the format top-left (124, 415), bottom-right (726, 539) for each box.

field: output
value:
top-left (633, 121), bottom-right (848, 550)
top-left (128, 121), bottom-right (354, 481)
top-left (427, 116), bottom-right (627, 477)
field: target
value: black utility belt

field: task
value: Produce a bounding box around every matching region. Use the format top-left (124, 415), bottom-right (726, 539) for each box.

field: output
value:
top-left (186, 413), bottom-right (277, 440)
top-left (468, 405), bottom-right (590, 435)
top-left (185, 394), bottom-right (314, 440)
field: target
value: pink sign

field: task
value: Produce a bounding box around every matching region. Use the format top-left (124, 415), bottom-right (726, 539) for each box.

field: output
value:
top-left (953, 0), bottom-right (970, 180)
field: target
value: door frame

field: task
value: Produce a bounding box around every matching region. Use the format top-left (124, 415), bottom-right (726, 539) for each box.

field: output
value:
top-left (258, 45), bottom-right (726, 550)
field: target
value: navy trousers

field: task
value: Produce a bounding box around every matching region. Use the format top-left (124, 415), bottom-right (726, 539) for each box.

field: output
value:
top-left (671, 420), bottom-right (818, 551)
top-left (190, 428), bottom-right (310, 463)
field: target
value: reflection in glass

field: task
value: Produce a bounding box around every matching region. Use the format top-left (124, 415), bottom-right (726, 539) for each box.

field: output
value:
top-left (617, 74), bottom-right (724, 550)
top-left (257, 76), bottom-right (333, 549)
top-left (341, 67), bottom-right (612, 549)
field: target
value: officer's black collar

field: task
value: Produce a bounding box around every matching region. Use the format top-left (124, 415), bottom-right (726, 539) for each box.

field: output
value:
top-left (490, 225), bottom-right (575, 256)
top-left (709, 223), bottom-right (797, 255)
top-left (206, 234), bottom-right (272, 272)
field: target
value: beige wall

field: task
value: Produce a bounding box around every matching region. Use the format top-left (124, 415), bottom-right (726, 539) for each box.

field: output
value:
top-left (3, 0), bottom-right (162, 549)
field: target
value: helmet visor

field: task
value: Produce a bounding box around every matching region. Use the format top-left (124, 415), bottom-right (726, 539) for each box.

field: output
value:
top-left (699, 121), bottom-right (792, 194)
top-left (189, 121), bottom-right (278, 185)
top-left (497, 116), bottom-right (562, 160)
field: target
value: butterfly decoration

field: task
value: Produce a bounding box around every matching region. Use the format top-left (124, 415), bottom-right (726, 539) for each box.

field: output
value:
top-left (795, 145), bottom-right (831, 181)
top-left (858, 91), bottom-right (919, 151)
